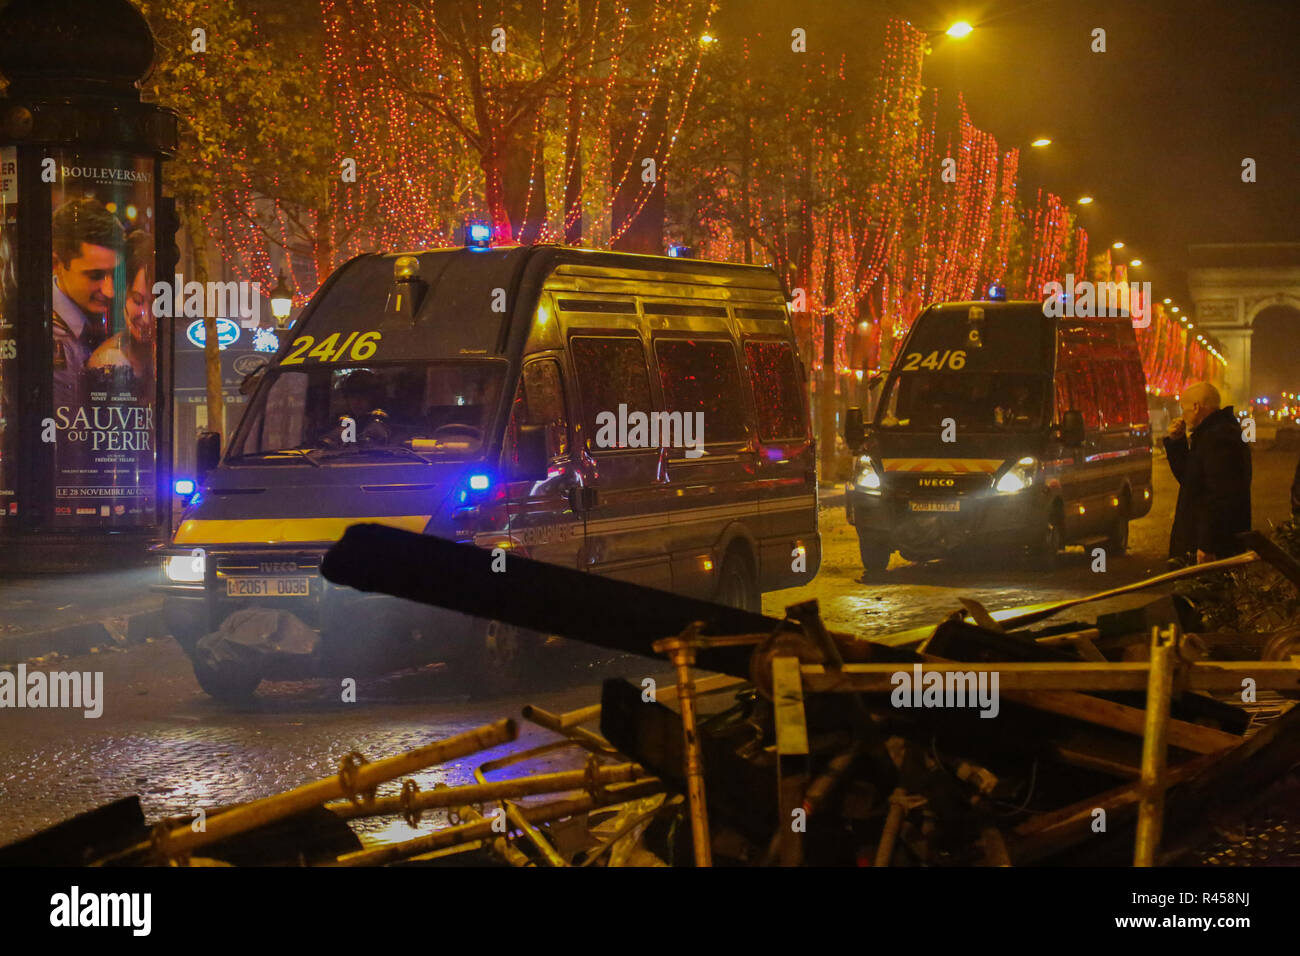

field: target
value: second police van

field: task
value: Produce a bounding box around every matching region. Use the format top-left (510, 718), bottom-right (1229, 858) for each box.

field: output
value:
top-left (844, 297), bottom-right (1154, 575)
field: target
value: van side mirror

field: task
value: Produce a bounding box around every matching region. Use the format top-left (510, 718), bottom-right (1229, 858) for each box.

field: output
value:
top-left (510, 423), bottom-right (549, 481)
top-left (238, 364), bottom-right (267, 396)
top-left (567, 485), bottom-right (597, 512)
top-left (196, 431), bottom-right (221, 482)
top-left (845, 406), bottom-right (865, 447)
top-left (1059, 409), bottom-right (1086, 446)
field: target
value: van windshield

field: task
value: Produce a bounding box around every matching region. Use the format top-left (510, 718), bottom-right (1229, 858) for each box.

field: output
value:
top-left (231, 362), bottom-right (505, 463)
top-left (878, 372), bottom-right (1049, 432)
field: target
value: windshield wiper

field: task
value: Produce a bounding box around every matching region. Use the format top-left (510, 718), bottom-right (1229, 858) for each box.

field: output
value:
top-left (228, 449), bottom-right (321, 468)
top-left (312, 445), bottom-right (432, 465)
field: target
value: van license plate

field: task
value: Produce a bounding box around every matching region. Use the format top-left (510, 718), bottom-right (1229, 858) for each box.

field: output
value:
top-left (910, 501), bottom-right (960, 513)
top-left (226, 576), bottom-right (311, 597)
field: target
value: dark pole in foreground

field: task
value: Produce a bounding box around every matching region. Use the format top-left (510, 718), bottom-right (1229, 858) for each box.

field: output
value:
top-left (321, 523), bottom-right (781, 675)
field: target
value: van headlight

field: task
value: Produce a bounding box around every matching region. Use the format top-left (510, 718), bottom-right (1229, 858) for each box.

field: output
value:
top-left (994, 456), bottom-right (1038, 494)
top-left (163, 553), bottom-right (205, 584)
top-left (853, 455), bottom-right (883, 494)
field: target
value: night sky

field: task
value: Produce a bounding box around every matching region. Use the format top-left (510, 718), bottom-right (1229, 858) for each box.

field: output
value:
top-left (715, 0), bottom-right (1300, 305)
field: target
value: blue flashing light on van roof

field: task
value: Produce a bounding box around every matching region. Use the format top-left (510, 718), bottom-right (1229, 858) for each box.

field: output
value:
top-left (666, 243), bottom-right (694, 258)
top-left (468, 473), bottom-right (491, 491)
top-left (173, 478), bottom-right (196, 497)
top-left (986, 282), bottom-right (1007, 301)
top-left (466, 221), bottom-right (492, 250)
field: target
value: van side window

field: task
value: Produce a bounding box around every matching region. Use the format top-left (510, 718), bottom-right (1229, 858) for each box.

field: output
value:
top-left (502, 361), bottom-right (570, 468)
top-left (570, 336), bottom-right (655, 450)
top-left (1095, 361), bottom-right (1129, 429)
top-left (654, 338), bottom-right (748, 445)
top-left (524, 360), bottom-right (569, 458)
top-left (1056, 363), bottom-right (1101, 431)
top-left (744, 340), bottom-right (806, 440)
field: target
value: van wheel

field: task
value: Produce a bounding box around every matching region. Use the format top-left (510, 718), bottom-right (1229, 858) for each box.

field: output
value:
top-left (1106, 496), bottom-right (1131, 554)
top-left (716, 549), bottom-right (760, 613)
top-left (463, 621), bottom-right (540, 699)
top-left (1030, 509), bottom-right (1064, 571)
top-left (858, 533), bottom-right (891, 576)
top-left (192, 659), bottom-right (262, 702)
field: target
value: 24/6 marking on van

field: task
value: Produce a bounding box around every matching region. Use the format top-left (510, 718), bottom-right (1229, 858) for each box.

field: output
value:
top-left (900, 349), bottom-right (966, 372)
top-left (281, 331), bottom-right (382, 366)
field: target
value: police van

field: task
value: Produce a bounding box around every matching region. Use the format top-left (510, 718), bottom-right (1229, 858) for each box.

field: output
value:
top-left (844, 299), bottom-right (1153, 575)
top-left (156, 244), bottom-right (820, 698)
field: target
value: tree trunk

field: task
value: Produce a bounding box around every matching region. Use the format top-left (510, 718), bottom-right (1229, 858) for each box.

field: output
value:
top-left (483, 144), bottom-right (512, 242)
top-left (563, 90), bottom-right (582, 245)
top-left (819, 236), bottom-right (838, 480)
top-left (182, 208), bottom-right (223, 441)
top-left (315, 195), bottom-right (334, 292)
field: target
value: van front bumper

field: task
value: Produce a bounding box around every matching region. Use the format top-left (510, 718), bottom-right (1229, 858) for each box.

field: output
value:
top-left (155, 545), bottom-right (479, 663)
top-left (847, 485), bottom-right (1050, 558)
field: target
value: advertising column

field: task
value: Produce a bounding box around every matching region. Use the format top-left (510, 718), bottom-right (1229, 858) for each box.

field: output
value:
top-left (0, 146), bottom-right (16, 522)
top-left (48, 153), bottom-right (157, 528)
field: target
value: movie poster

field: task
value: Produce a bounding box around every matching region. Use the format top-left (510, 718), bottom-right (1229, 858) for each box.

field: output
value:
top-left (49, 152), bottom-right (157, 528)
top-left (0, 147), bottom-right (17, 522)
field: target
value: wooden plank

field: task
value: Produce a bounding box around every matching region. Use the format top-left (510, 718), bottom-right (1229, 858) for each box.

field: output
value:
top-left (773, 656), bottom-right (809, 868)
top-left (1002, 688), bottom-right (1238, 755)
top-left (1008, 753), bottom-right (1221, 863)
top-left (1134, 627), bottom-right (1177, 866)
top-left (800, 660), bottom-right (1300, 694)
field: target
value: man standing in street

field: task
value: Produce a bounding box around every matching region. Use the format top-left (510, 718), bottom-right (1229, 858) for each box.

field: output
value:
top-left (1164, 382), bottom-right (1252, 565)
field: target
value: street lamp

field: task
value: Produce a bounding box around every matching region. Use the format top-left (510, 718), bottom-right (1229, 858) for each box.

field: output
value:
top-left (946, 21), bottom-right (974, 38)
top-left (1129, 258), bottom-right (1142, 267)
top-left (270, 271), bottom-right (295, 328)
top-left (1112, 241), bottom-right (1125, 249)
top-left (1076, 196), bottom-right (1094, 205)
top-left (1030, 137), bottom-right (1052, 148)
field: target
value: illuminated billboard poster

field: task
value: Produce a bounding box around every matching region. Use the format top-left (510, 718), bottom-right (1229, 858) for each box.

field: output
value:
top-left (49, 152), bottom-right (157, 527)
top-left (0, 147), bottom-right (16, 520)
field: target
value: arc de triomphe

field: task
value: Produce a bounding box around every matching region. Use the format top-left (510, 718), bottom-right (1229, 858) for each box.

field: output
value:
top-left (1187, 242), bottom-right (1300, 407)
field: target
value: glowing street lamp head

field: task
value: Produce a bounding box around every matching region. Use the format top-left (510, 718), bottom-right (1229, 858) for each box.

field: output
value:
top-left (1030, 137), bottom-right (1052, 148)
top-left (269, 270), bottom-right (295, 324)
top-left (1076, 196), bottom-right (1094, 205)
top-left (1129, 258), bottom-right (1142, 267)
top-left (946, 21), bottom-right (974, 39)
top-left (1112, 241), bottom-right (1125, 249)
top-left (699, 33), bottom-right (717, 46)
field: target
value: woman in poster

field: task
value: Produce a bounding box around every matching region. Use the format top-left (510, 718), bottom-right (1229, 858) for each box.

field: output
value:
top-left (87, 228), bottom-right (155, 401)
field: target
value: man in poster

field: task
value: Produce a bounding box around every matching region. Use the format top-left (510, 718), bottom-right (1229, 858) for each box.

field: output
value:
top-left (52, 197), bottom-right (124, 409)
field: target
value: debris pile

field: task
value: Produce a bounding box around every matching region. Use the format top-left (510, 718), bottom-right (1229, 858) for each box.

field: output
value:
top-left (4, 524), bottom-right (1299, 867)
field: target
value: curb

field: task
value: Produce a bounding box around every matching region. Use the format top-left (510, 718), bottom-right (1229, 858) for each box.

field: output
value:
top-left (0, 604), bottom-right (166, 666)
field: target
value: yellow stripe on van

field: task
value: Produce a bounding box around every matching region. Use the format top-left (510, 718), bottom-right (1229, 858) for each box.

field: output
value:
top-left (881, 458), bottom-right (1003, 474)
top-left (174, 514), bottom-right (432, 545)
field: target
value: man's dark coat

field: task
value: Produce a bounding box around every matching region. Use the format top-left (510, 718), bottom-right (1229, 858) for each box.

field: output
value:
top-left (1163, 405), bottom-right (1252, 560)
